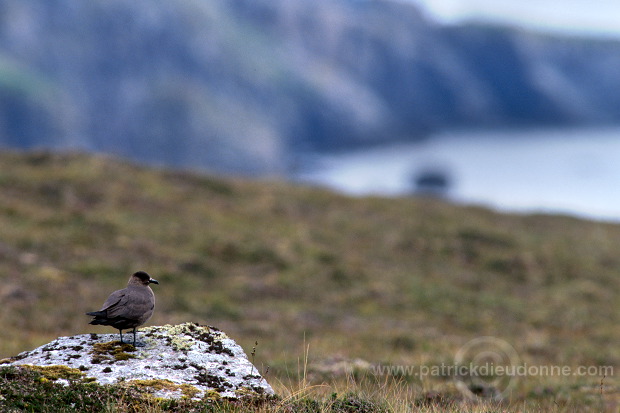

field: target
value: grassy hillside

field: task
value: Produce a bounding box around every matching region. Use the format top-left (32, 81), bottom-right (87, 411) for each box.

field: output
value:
top-left (0, 150), bottom-right (618, 411)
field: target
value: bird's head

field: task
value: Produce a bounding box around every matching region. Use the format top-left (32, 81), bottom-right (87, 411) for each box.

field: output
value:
top-left (131, 271), bottom-right (159, 286)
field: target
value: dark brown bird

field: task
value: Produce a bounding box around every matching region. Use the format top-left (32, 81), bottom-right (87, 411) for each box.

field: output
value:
top-left (86, 271), bottom-right (159, 346)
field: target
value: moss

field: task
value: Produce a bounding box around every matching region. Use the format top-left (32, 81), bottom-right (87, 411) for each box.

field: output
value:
top-left (113, 352), bottom-right (134, 361)
top-left (205, 389), bottom-right (222, 400)
top-left (90, 341), bottom-right (136, 364)
top-left (22, 365), bottom-right (86, 381)
top-left (0, 365), bottom-right (194, 411)
top-left (234, 386), bottom-right (261, 398)
top-left (129, 378), bottom-right (200, 399)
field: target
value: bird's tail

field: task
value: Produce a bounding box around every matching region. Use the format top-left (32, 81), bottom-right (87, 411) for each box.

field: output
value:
top-left (86, 311), bottom-right (109, 325)
top-left (86, 310), bottom-right (106, 317)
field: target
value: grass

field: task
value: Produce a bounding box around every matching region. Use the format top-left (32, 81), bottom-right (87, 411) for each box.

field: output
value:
top-left (0, 364), bottom-right (614, 412)
top-left (0, 150), bottom-right (618, 411)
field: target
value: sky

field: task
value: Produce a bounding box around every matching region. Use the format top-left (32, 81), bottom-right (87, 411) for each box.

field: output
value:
top-left (409, 0), bottom-right (620, 38)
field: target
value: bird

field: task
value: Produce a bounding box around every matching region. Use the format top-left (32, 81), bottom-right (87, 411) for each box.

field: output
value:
top-left (86, 271), bottom-right (159, 346)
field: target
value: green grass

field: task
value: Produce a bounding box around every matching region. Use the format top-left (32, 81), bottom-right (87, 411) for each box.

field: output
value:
top-left (0, 150), bottom-right (618, 412)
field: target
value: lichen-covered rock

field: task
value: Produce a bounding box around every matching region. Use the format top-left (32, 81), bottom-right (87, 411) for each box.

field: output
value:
top-left (3, 323), bottom-right (273, 400)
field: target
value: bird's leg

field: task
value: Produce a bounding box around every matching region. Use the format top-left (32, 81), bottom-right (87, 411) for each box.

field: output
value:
top-left (118, 329), bottom-right (124, 344)
top-left (132, 328), bottom-right (137, 346)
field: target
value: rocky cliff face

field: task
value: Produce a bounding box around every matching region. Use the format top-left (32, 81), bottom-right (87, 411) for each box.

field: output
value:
top-left (2, 323), bottom-right (273, 400)
top-left (1, 0), bottom-right (620, 174)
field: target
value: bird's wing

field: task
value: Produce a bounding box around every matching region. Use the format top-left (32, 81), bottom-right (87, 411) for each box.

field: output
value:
top-left (101, 287), bottom-right (153, 321)
top-left (99, 289), bottom-right (130, 318)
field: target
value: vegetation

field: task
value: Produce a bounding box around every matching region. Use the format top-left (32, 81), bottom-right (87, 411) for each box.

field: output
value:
top-left (0, 150), bottom-right (618, 411)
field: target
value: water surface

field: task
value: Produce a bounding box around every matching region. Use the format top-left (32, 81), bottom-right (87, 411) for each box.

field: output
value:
top-left (297, 127), bottom-right (620, 222)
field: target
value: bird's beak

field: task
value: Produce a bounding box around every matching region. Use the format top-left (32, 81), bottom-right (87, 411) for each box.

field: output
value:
top-left (149, 279), bottom-right (159, 285)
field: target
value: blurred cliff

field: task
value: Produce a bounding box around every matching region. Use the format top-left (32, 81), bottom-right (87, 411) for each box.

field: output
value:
top-left (1, 0), bottom-right (620, 175)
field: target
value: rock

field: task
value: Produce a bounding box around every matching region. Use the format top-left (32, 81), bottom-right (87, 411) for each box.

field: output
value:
top-left (309, 356), bottom-right (372, 379)
top-left (2, 323), bottom-right (273, 400)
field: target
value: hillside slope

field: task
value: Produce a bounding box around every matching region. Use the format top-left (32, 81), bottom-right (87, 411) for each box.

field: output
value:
top-left (0, 151), bottom-right (618, 407)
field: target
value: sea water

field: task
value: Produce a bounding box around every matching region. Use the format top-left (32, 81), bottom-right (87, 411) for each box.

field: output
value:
top-left (296, 127), bottom-right (620, 222)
